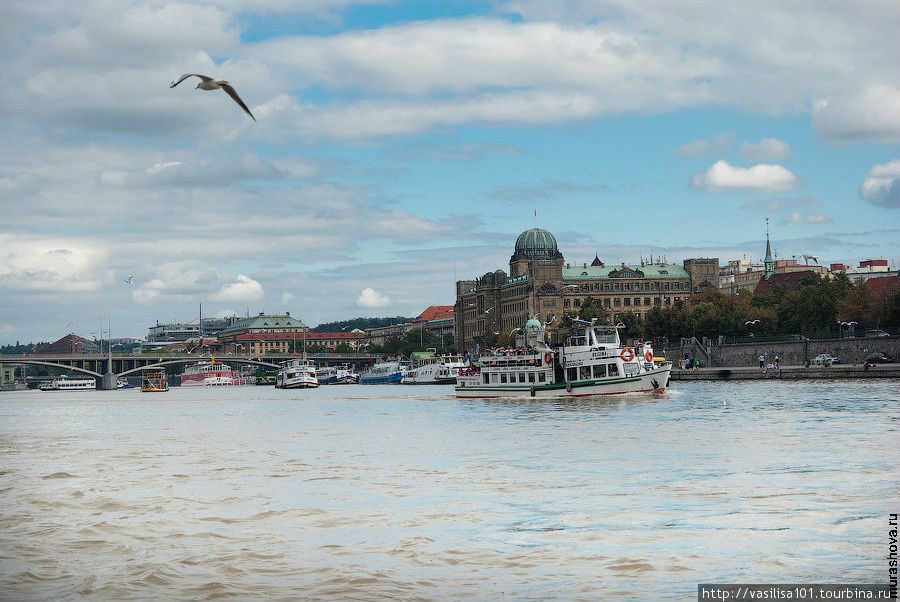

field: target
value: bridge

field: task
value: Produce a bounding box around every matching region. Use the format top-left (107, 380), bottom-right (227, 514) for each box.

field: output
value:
top-left (0, 353), bottom-right (380, 390)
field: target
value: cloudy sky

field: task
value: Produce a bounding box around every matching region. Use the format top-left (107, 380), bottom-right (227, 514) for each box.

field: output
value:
top-left (1, 0), bottom-right (898, 343)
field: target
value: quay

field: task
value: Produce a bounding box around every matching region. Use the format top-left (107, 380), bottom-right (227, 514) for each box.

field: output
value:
top-left (671, 363), bottom-right (900, 380)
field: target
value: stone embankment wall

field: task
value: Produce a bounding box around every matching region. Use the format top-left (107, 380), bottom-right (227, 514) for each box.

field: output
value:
top-left (697, 336), bottom-right (900, 367)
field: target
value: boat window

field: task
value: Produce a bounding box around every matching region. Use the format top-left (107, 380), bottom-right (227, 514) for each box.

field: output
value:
top-left (483, 373), bottom-right (489, 384)
top-left (500, 373), bottom-right (507, 383)
top-left (579, 366), bottom-right (592, 380)
top-left (593, 364), bottom-right (607, 379)
top-left (518, 373), bottom-right (526, 383)
top-left (490, 373), bottom-right (499, 384)
top-left (566, 367), bottom-right (577, 382)
top-left (608, 363), bottom-right (619, 377)
top-left (528, 372), bottom-right (535, 383)
top-left (538, 371), bottom-right (546, 382)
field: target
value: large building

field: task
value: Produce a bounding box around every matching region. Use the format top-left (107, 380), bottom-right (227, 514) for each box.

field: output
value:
top-left (39, 334), bottom-right (99, 355)
top-left (454, 228), bottom-right (700, 352)
top-left (214, 313), bottom-right (309, 354)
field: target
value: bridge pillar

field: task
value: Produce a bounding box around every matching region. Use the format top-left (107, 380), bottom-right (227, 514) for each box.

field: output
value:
top-left (101, 372), bottom-right (117, 390)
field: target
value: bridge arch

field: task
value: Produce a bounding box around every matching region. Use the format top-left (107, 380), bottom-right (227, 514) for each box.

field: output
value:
top-left (0, 359), bottom-right (103, 378)
top-left (117, 357), bottom-right (281, 377)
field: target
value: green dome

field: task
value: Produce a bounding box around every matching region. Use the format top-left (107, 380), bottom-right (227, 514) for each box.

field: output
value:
top-left (525, 317), bottom-right (542, 331)
top-left (514, 228), bottom-right (558, 259)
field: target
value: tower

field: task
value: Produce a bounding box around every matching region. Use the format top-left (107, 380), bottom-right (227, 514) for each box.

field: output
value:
top-left (764, 219), bottom-right (775, 280)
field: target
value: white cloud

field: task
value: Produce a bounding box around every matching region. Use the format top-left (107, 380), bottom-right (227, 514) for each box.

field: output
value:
top-left (782, 212), bottom-right (832, 225)
top-left (280, 291), bottom-right (296, 304)
top-left (212, 274), bottom-right (264, 302)
top-left (356, 287), bottom-right (391, 308)
top-left (739, 138), bottom-right (792, 161)
top-left (812, 86), bottom-right (900, 144)
top-left (858, 160), bottom-right (900, 208)
top-left (690, 160), bottom-right (798, 192)
top-left (675, 133), bottom-right (733, 157)
top-left (0, 234), bottom-right (108, 292)
top-left (215, 309), bottom-right (238, 318)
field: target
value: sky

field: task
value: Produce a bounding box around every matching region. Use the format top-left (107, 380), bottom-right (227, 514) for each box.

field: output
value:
top-left (1, 0), bottom-right (898, 343)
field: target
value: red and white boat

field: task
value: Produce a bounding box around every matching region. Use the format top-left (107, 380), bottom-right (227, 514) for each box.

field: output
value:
top-left (180, 360), bottom-right (250, 387)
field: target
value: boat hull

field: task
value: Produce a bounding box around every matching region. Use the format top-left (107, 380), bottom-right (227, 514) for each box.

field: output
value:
top-left (275, 380), bottom-right (319, 389)
top-left (455, 366), bottom-right (671, 399)
top-left (359, 372), bottom-right (403, 385)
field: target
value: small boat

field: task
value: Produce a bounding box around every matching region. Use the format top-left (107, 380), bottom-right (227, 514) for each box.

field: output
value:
top-left (402, 350), bottom-right (468, 384)
top-left (40, 375), bottom-right (96, 391)
top-left (275, 358), bottom-right (319, 389)
top-left (315, 364), bottom-right (359, 385)
top-left (358, 359), bottom-right (407, 385)
top-left (117, 378), bottom-right (136, 389)
top-left (180, 360), bottom-right (249, 387)
top-left (456, 318), bottom-right (671, 399)
top-left (141, 368), bottom-right (169, 392)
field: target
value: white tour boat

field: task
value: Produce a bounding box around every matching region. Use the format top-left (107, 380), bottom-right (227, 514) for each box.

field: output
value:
top-left (276, 358), bottom-right (319, 389)
top-left (402, 350), bottom-right (468, 384)
top-left (40, 375), bottom-right (97, 391)
top-left (180, 360), bottom-right (250, 387)
top-left (455, 318), bottom-right (671, 399)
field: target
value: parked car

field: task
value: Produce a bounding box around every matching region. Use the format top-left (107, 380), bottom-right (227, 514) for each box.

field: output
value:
top-left (865, 329), bottom-right (891, 338)
top-left (814, 353), bottom-right (841, 365)
top-left (864, 352), bottom-right (895, 364)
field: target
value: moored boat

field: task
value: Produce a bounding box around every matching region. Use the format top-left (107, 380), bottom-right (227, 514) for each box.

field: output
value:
top-left (40, 375), bottom-right (96, 391)
top-left (180, 360), bottom-right (250, 387)
top-left (402, 350), bottom-right (467, 384)
top-left (141, 368), bottom-right (169, 392)
top-left (359, 359), bottom-right (407, 385)
top-left (315, 364), bottom-right (358, 385)
top-left (275, 358), bottom-right (319, 389)
top-left (455, 318), bottom-right (671, 399)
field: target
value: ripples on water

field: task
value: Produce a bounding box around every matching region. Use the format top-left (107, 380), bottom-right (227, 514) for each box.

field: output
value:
top-left (0, 381), bottom-right (896, 599)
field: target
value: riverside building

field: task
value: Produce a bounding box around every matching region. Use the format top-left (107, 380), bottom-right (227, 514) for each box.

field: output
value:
top-left (454, 228), bottom-right (707, 352)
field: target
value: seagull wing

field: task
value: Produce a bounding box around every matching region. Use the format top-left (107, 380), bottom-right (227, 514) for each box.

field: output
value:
top-left (170, 73), bottom-right (212, 88)
top-left (220, 83), bottom-right (256, 121)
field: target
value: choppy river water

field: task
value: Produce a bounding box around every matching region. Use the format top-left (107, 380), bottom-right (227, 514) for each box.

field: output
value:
top-left (0, 381), bottom-right (897, 599)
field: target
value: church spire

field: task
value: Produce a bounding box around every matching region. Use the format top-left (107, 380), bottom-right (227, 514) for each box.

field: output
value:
top-left (764, 218), bottom-right (775, 280)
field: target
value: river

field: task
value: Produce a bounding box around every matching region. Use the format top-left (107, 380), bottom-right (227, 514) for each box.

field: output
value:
top-left (0, 381), bottom-right (896, 599)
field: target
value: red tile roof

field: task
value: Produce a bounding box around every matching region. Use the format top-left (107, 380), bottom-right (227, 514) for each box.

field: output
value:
top-left (415, 305), bottom-right (454, 322)
top-left (754, 270), bottom-right (817, 295)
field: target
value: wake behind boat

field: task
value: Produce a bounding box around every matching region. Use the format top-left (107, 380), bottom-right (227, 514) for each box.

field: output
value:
top-left (455, 318), bottom-right (671, 399)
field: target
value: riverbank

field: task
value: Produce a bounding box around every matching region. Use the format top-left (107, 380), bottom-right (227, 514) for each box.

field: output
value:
top-left (671, 363), bottom-right (900, 380)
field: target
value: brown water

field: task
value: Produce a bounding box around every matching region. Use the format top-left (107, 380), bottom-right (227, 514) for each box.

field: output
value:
top-left (0, 381), bottom-right (896, 599)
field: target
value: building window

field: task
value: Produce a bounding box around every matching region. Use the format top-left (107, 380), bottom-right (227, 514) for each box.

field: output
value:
top-left (654, 298), bottom-right (660, 306)
top-left (624, 298), bottom-right (631, 306)
top-left (574, 299), bottom-right (581, 307)
top-left (624, 283), bottom-right (630, 291)
top-left (604, 283), bottom-right (610, 291)
top-left (604, 298), bottom-right (611, 308)
top-left (564, 299), bottom-right (570, 308)
top-left (644, 298), bottom-right (651, 306)
top-left (664, 282), bottom-right (670, 290)
top-left (634, 297), bottom-right (641, 306)
top-left (614, 283), bottom-right (620, 291)
top-left (664, 297), bottom-right (671, 305)
top-left (614, 298), bottom-right (621, 307)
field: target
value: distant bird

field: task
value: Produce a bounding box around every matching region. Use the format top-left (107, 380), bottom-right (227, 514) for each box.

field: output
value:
top-left (484, 307), bottom-right (494, 314)
top-left (745, 319), bottom-right (761, 326)
top-left (169, 74), bottom-right (256, 121)
top-left (124, 275), bottom-right (135, 285)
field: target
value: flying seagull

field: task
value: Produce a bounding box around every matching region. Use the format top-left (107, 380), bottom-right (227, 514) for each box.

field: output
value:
top-left (169, 74), bottom-right (256, 121)
top-left (124, 275), bottom-right (135, 285)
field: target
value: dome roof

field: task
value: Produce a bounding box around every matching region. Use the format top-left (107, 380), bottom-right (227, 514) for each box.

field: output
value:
top-left (514, 228), bottom-right (558, 259)
top-left (525, 317), bottom-right (542, 331)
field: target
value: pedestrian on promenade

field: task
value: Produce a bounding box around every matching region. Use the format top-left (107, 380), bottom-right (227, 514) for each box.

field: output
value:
top-left (758, 353), bottom-right (764, 368)
top-left (774, 354), bottom-right (780, 369)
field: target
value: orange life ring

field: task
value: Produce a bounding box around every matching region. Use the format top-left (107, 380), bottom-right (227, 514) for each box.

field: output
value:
top-left (620, 347), bottom-right (634, 362)
top-left (544, 351), bottom-right (553, 365)
top-left (644, 350), bottom-right (653, 362)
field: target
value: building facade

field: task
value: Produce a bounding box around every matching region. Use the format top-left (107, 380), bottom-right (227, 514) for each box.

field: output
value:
top-left (454, 228), bottom-right (695, 352)
top-left (214, 313), bottom-right (309, 354)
